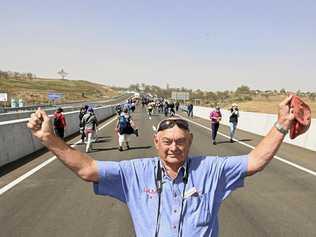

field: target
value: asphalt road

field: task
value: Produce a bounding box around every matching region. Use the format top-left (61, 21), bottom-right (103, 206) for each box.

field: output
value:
top-left (1, 107), bottom-right (316, 237)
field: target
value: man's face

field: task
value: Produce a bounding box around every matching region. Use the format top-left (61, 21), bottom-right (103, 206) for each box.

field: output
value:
top-left (154, 125), bottom-right (193, 167)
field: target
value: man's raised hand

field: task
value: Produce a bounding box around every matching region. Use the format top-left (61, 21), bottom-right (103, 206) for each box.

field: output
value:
top-left (27, 108), bottom-right (54, 142)
top-left (277, 95), bottom-right (295, 130)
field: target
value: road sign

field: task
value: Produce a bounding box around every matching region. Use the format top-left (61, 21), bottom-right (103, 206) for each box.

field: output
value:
top-left (171, 91), bottom-right (190, 100)
top-left (0, 93), bottom-right (8, 102)
top-left (48, 92), bottom-right (64, 100)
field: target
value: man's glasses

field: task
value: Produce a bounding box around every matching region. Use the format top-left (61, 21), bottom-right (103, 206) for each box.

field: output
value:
top-left (157, 118), bottom-right (190, 132)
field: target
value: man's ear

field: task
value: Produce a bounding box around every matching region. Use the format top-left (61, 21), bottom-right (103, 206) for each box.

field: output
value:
top-left (153, 133), bottom-right (159, 149)
top-left (188, 133), bottom-right (193, 146)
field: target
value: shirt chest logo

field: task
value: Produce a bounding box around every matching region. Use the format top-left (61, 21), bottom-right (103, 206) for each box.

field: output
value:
top-left (144, 188), bottom-right (158, 198)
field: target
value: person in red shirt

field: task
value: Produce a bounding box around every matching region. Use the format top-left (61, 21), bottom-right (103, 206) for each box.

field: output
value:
top-left (53, 107), bottom-right (66, 139)
top-left (210, 106), bottom-right (222, 145)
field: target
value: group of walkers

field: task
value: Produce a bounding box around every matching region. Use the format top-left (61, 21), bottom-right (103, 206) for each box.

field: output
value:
top-left (53, 98), bottom-right (240, 153)
top-left (142, 97), bottom-right (180, 119)
top-left (210, 103), bottom-right (239, 145)
top-left (53, 105), bottom-right (98, 153)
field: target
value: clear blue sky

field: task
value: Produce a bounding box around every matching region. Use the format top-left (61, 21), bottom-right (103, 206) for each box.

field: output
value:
top-left (1, 0), bottom-right (315, 92)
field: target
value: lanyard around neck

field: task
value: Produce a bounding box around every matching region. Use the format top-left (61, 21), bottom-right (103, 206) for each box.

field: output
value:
top-left (154, 159), bottom-right (190, 237)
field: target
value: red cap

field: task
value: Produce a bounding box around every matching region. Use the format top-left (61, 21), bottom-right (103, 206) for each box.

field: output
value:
top-left (289, 95), bottom-right (311, 139)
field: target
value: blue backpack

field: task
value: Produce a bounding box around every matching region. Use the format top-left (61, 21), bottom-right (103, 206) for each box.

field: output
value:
top-left (119, 115), bottom-right (133, 134)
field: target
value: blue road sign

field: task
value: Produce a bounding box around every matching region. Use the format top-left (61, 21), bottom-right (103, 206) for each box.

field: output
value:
top-left (48, 92), bottom-right (64, 100)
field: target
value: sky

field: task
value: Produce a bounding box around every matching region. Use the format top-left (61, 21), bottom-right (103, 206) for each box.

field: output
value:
top-left (1, 0), bottom-right (316, 92)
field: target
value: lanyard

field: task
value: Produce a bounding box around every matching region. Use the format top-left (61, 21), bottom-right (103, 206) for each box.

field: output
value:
top-left (154, 160), bottom-right (190, 237)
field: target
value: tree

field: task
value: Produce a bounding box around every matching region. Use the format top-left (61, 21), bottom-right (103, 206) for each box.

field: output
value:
top-left (235, 85), bottom-right (251, 95)
top-left (280, 88), bottom-right (286, 95)
top-left (309, 93), bottom-right (316, 101)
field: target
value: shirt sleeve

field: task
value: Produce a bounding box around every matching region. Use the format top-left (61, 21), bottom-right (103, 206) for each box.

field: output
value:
top-left (219, 155), bottom-right (249, 200)
top-left (93, 160), bottom-right (131, 203)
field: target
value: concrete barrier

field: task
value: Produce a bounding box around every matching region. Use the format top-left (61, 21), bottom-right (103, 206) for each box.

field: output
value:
top-left (0, 105), bottom-right (116, 167)
top-left (182, 105), bottom-right (316, 152)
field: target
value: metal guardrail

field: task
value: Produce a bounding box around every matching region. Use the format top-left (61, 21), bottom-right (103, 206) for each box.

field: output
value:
top-left (0, 94), bottom-right (131, 114)
top-left (1, 104), bottom-right (54, 113)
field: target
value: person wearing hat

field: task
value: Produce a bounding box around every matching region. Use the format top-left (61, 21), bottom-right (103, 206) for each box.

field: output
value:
top-left (53, 107), bottom-right (66, 139)
top-left (209, 105), bottom-right (222, 145)
top-left (229, 103), bottom-right (239, 143)
top-left (27, 95), bottom-right (309, 237)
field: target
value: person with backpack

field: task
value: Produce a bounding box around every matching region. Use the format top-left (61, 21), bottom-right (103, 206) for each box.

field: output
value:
top-left (53, 107), bottom-right (66, 139)
top-left (82, 106), bottom-right (98, 153)
top-left (115, 107), bottom-right (137, 151)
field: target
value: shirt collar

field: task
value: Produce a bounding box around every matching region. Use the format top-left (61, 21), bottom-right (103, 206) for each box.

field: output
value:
top-left (159, 158), bottom-right (189, 180)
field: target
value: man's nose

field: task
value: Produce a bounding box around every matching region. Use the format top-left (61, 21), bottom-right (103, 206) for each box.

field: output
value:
top-left (169, 141), bottom-right (178, 151)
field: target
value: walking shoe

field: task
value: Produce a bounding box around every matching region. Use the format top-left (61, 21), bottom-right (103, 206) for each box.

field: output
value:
top-left (126, 145), bottom-right (130, 150)
top-left (212, 141), bottom-right (216, 145)
top-left (118, 146), bottom-right (123, 151)
top-left (230, 139), bottom-right (233, 143)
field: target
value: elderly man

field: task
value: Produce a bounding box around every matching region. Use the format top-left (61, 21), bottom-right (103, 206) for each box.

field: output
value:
top-left (27, 95), bottom-right (294, 237)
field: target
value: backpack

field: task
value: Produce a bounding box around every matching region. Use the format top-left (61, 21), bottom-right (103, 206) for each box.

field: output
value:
top-left (119, 115), bottom-right (133, 134)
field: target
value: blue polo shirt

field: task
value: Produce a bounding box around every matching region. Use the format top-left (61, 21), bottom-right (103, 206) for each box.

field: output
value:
top-left (93, 155), bottom-right (248, 237)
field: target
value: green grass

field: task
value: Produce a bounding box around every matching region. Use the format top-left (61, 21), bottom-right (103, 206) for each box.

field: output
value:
top-left (0, 77), bottom-right (119, 105)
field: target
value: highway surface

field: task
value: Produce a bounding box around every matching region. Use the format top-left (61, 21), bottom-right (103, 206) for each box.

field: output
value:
top-left (1, 107), bottom-right (316, 237)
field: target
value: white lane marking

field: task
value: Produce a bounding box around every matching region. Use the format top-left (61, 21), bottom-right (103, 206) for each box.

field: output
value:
top-left (0, 117), bottom-right (117, 195)
top-left (177, 114), bottom-right (316, 177)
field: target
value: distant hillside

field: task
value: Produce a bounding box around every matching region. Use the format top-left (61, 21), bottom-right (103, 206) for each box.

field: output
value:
top-left (0, 77), bottom-right (120, 105)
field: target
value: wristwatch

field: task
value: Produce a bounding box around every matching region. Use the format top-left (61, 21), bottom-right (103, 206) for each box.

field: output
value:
top-left (274, 122), bottom-right (288, 135)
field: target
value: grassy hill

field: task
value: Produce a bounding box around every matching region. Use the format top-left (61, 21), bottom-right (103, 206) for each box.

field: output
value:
top-left (0, 77), bottom-right (120, 105)
top-left (227, 94), bottom-right (316, 118)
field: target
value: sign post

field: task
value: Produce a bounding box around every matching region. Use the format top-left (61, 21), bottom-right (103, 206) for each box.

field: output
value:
top-left (0, 93), bottom-right (8, 112)
top-left (171, 91), bottom-right (190, 103)
top-left (0, 93), bottom-right (8, 102)
top-left (48, 92), bottom-right (64, 104)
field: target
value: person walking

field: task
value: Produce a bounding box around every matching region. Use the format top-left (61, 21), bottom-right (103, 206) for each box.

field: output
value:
top-left (210, 106), bottom-right (222, 145)
top-left (115, 104), bottom-right (122, 116)
top-left (116, 107), bottom-right (137, 151)
top-left (82, 106), bottom-right (98, 153)
top-left (169, 101), bottom-right (175, 117)
top-left (27, 95), bottom-right (300, 237)
top-left (53, 107), bottom-right (66, 139)
top-left (147, 102), bottom-right (154, 119)
top-left (229, 103), bottom-right (239, 143)
top-left (187, 103), bottom-right (193, 118)
top-left (175, 101), bottom-right (180, 111)
top-left (79, 106), bottom-right (87, 143)
top-left (164, 101), bottom-right (169, 117)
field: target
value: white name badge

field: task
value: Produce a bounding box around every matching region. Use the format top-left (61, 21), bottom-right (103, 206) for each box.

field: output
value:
top-left (184, 187), bottom-right (198, 198)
